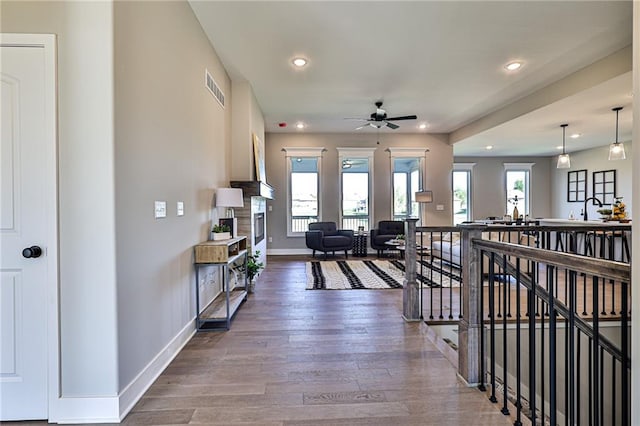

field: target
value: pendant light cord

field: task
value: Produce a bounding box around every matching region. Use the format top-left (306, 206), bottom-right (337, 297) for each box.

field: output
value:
top-left (561, 123), bottom-right (568, 154)
top-left (613, 106), bottom-right (623, 145)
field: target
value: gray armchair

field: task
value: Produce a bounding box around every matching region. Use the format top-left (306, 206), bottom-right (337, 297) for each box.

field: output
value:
top-left (305, 222), bottom-right (354, 260)
top-left (370, 220), bottom-right (405, 257)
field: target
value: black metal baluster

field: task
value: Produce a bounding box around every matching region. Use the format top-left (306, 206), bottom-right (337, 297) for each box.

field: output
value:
top-left (568, 270), bottom-right (576, 426)
top-left (528, 280), bottom-right (537, 425)
top-left (501, 255), bottom-right (509, 416)
top-left (592, 276), bottom-right (600, 426)
top-left (599, 347), bottom-right (604, 426)
top-left (549, 269), bottom-right (557, 426)
top-left (589, 336), bottom-right (593, 426)
top-left (489, 253), bottom-right (497, 404)
top-left (612, 359), bottom-right (616, 426)
top-left (577, 331), bottom-right (581, 425)
top-left (478, 249), bottom-right (486, 393)
top-left (621, 280), bottom-right (629, 426)
top-left (514, 259), bottom-right (522, 426)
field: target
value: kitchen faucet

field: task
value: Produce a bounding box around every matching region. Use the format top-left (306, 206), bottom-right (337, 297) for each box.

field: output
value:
top-left (583, 196), bottom-right (603, 221)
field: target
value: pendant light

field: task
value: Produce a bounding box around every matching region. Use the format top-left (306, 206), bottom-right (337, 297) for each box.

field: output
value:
top-left (608, 106), bottom-right (625, 160)
top-left (557, 123), bottom-right (570, 169)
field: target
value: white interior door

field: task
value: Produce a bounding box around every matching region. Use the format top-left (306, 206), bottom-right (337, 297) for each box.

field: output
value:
top-left (1, 35), bottom-right (58, 421)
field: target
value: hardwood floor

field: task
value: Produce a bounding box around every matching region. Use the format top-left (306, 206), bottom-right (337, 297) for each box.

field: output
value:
top-left (125, 256), bottom-right (510, 425)
top-left (6, 256), bottom-right (511, 425)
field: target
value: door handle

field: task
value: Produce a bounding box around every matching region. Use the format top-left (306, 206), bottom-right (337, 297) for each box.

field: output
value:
top-left (22, 246), bottom-right (43, 258)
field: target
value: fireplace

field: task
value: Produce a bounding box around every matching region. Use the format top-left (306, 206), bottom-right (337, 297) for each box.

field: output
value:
top-left (254, 212), bottom-right (265, 245)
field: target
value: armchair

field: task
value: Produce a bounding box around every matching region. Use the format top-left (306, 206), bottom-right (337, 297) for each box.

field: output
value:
top-left (305, 222), bottom-right (354, 260)
top-left (370, 220), bottom-right (405, 257)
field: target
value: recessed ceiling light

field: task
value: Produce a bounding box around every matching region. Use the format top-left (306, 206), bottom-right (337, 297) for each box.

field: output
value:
top-left (505, 61), bottom-right (522, 71)
top-left (292, 57), bottom-right (308, 67)
top-left (570, 133), bottom-right (581, 139)
top-left (485, 145), bottom-right (493, 150)
top-left (296, 122), bottom-right (305, 129)
top-left (418, 123), bottom-right (428, 130)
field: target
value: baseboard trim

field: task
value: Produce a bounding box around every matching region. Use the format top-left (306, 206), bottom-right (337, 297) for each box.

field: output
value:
top-left (52, 396), bottom-right (120, 424)
top-left (118, 320), bottom-right (196, 421)
top-left (267, 248), bottom-right (312, 255)
top-left (267, 248), bottom-right (376, 256)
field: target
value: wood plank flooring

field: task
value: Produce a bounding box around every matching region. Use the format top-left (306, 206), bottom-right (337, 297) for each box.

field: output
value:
top-left (6, 256), bottom-right (511, 425)
top-left (125, 256), bottom-right (510, 425)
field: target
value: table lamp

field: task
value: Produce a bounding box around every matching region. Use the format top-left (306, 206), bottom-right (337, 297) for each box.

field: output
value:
top-left (216, 188), bottom-right (244, 237)
top-left (415, 190), bottom-right (433, 225)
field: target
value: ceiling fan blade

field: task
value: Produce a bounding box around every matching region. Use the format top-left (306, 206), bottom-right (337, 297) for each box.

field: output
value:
top-left (385, 122), bottom-right (400, 130)
top-left (386, 115), bottom-right (417, 121)
top-left (344, 117), bottom-right (368, 121)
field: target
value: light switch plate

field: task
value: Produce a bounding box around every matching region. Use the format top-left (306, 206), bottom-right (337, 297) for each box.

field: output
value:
top-left (154, 201), bottom-right (167, 218)
top-left (436, 204), bottom-right (445, 211)
top-left (177, 201), bottom-right (184, 216)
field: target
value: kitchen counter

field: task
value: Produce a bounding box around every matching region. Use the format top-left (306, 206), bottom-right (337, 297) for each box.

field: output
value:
top-left (538, 218), bottom-right (631, 227)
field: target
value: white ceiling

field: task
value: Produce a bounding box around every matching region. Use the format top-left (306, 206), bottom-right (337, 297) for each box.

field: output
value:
top-left (189, 1), bottom-right (633, 157)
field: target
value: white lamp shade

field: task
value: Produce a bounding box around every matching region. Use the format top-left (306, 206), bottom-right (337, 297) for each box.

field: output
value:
top-left (608, 142), bottom-right (626, 161)
top-left (216, 188), bottom-right (244, 208)
top-left (415, 190), bottom-right (433, 203)
top-left (556, 153), bottom-right (571, 169)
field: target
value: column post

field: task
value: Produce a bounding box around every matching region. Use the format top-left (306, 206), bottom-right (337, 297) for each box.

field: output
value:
top-left (402, 218), bottom-right (420, 321)
top-left (457, 223), bottom-right (485, 385)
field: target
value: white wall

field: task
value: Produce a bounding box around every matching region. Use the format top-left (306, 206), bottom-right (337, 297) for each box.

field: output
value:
top-left (453, 156), bottom-right (552, 220)
top-left (1, 0), bottom-right (119, 400)
top-left (550, 144), bottom-right (633, 220)
top-left (265, 132), bottom-right (453, 252)
top-left (113, 0), bottom-right (231, 394)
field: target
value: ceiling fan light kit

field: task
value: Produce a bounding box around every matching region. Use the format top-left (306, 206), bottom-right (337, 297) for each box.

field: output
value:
top-left (351, 101), bottom-right (417, 131)
top-left (557, 123), bottom-right (571, 169)
top-left (608, 106), bottom-right (625, 161)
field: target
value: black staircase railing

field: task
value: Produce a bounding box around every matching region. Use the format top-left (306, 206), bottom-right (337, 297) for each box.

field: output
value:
top-left (402, 221), bottom-right (632, 425)
top-left (474, 238), bottom-right (631, 426)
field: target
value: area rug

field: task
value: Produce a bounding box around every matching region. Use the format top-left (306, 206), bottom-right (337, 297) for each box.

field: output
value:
top-left (390, 259), bottom-right (462, 288)
top-left (305, 259), bottom-right (462, 290)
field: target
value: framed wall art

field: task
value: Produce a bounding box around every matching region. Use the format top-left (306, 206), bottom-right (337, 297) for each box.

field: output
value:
top-left (252, 133), bottom-right (266, 182)
top-left (567, 169), bottom-right (587, 202)
top-left (592, 169), bottom-right (616, 205)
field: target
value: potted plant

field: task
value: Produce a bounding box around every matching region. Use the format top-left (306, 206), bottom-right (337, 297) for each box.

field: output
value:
top-left (245, 250), bottom-right (264, 293)
top-left (212, 224), bottom-right (231, 240)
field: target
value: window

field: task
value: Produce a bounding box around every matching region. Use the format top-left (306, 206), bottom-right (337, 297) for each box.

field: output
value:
top-left (504, 163), bottom-right (534, 216)
top-left (338, 148), bottom-right (376, 232)
top-left (392, 158), bottom-right (422, 220)
top-left (387, 148), bottom-right (428, 223)
top-left (283, 147), bottom-right (324, 236)
top-left (453, 163), bottom-right (474, 225)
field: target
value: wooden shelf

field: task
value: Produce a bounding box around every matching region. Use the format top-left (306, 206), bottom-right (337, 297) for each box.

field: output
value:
top-left (194, 237), bottom-right (247, 263)
top-left (194, 236), bottom-right (248, 331)
top-left (200, 289), bottom-right (247, 321)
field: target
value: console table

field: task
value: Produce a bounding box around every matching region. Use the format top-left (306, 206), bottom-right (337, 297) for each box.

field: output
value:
top-left (194, 236), bottom-right (248, 331)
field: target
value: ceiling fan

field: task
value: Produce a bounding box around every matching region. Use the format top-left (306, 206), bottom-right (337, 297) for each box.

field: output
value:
top-left (348, 101), bottom-right (417, 130)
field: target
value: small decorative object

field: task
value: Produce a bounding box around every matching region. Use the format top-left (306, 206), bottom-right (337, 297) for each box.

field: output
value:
top-left (611, 197), bottom-right (626, 221)
top-left (245, 250), bottom-right (264, 293)
top-left (396, 234), bottom-right (405, 241)
top-left (508, 195), bottom-right (520, 220)
top-left (212, 224), bottom-right (231, 240)
top-left (358, 226), bottom-right (365, 236)
top-left (597, 208), bottom-right (612, 220)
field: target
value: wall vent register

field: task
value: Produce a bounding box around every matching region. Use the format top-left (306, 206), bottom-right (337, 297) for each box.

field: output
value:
top-left (205, 69), bottom-right (225, 108)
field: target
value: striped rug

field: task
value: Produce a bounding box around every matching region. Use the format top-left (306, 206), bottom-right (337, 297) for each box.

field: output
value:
top-left (306, 259), bottom-right (461, 290)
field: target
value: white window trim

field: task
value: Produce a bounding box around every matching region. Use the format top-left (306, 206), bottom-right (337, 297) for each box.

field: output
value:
top-left (389, 150), bottom-right (428, 219)
top-left (283, 147), bottom-right (325, 237)
top-left (337, 147), bottom-right (376, 230)
top-left (453, 163), bottom-right (476, 223)
top-left (386, 147), bottom-right (429, 158)
top-left (503, 162), bottom-right (534, 216)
